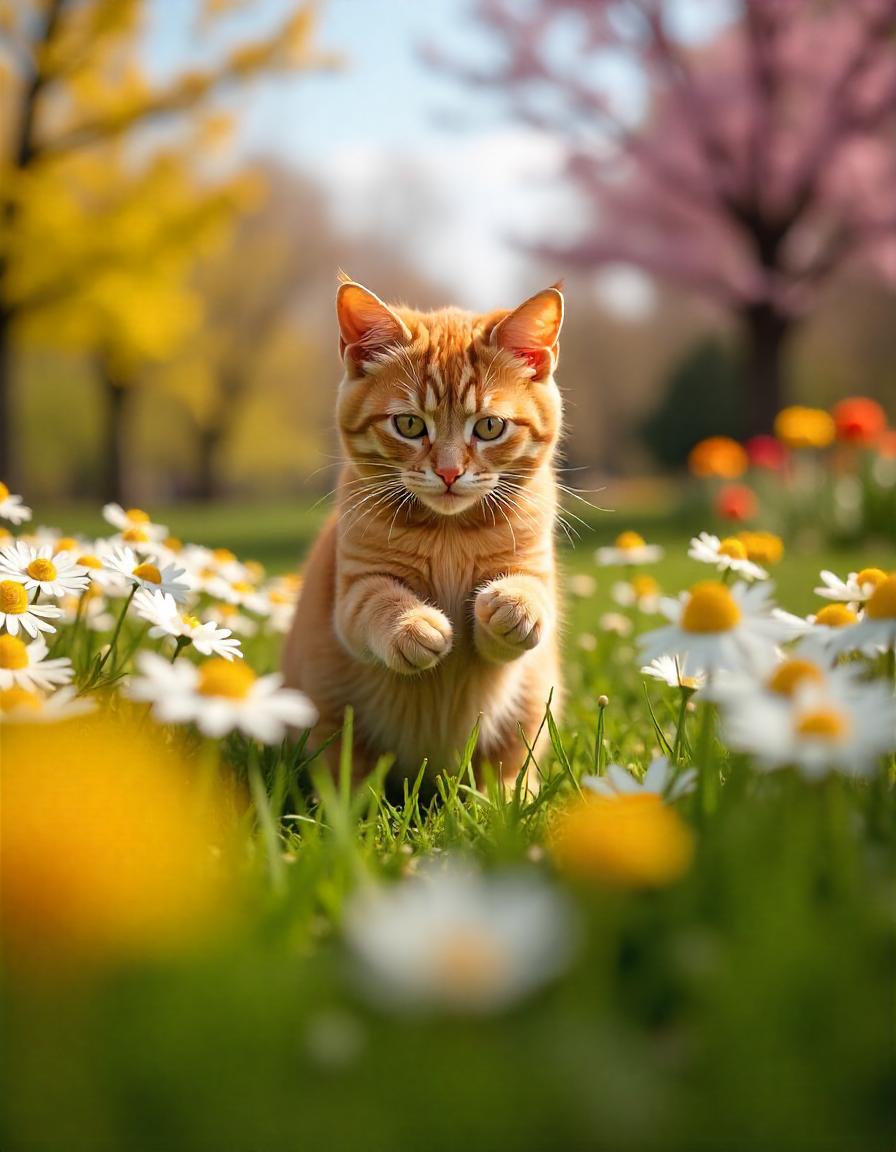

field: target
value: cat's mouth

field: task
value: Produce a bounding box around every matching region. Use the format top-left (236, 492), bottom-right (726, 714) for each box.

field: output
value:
top-left (402, 474), bottom-right (494, 516)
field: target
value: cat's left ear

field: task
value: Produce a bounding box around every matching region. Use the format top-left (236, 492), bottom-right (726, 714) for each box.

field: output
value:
top-left (492, 287), bottom-right (564, 380)
top-left (336, 280), bottom-right (411, 375)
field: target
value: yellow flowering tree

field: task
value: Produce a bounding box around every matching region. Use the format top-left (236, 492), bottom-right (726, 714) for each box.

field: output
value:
top-left (0, 0), bottom-right (334, 490)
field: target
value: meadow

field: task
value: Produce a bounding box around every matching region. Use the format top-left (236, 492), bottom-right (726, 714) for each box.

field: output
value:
top-left (3, 451), bottom-right (896, 1152)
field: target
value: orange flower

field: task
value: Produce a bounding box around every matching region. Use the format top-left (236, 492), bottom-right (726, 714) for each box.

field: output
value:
top-left (832, 397), bottom-right (887, 445)
top-left (716, 484), bottom-right (758, 522)
top-left (774, 406), bottom-right (835, 450)
top-left (688, 437), bottom-right (748, 479)
top-left (551, 794), bottom-right (694, 888)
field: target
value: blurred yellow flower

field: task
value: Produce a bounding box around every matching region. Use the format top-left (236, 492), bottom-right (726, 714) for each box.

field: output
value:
top-left (736, 530), bottom-right (784, 566)
top-left (2, 715), bottom-right (232, 975)
top-left (550, 794), bottom-right (694, 888)
top-left (774, 407), bottom-right (835, 450)
top-left (687, 437), bottom-right (748, 479)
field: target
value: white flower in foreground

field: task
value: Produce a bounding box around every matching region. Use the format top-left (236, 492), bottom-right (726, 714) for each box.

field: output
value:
top-left (127, 651), bottom-right (317, 742)
top-left (688, 532), bottom-right (768, 581)
top-left (639, 580), bottom-right (790, 676)
top-left (595, 531), bottom-right (664, 567)
top-left (582, 757), bottom-right (696, 802)
top-left (0, 482), bottom-right (31, 525)
top-left (0, 685), bottom-right (94, 724)
top-left (102, 503), bottom-right (168, 542)
top-left (837, 573), bottom-right (896, 656)
top-left (0, 580), bottom-right (62, 637)
top-left (343, 862), bottom-right (575, 1014)
top-left (133, 588), bottom-right (242, 660)
top-left (772, 604), bottom-right (864, 661)
top-left (641, 654), bottom-right (706, 691)
top-left (0, 634), bottom-right (73, 691)
top-left (102, 546), bottom-right (190, 603)
top-left (722, 677), bottom-right (896, 779)
top-left (814, 567), bottom-right (888, 605)
top-left (0, 541), bottom-right (89, 598)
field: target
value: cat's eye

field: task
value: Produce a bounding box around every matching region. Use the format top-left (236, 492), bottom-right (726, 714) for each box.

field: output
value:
top-left (393, 414), bottom-right (427, 439)
top-left (473, 416), bottom-right (506, 442)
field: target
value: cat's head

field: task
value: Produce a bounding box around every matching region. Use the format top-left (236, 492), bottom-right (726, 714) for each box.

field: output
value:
top-left (335, 280), bottom-right (563, 517)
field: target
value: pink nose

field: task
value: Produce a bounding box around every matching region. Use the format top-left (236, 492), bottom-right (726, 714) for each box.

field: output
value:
top-left (435, 465), bottom-right (462, 488)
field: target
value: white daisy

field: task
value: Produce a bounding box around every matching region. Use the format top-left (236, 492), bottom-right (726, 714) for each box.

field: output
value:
top-left (722, 677), bottom-right (896, 779)
top-left (0, 634), bottom-right (73, 691)
top-left (568, 573), bottom-right (597, 598)
top-left (836, 573), bottom-right (896, 656)
top-left (599, 612), bottom-right (633, 637)
top-left (102, 546), bottom-right (190, 604)
top-left (772, 604), bottom-right (865, 661)
top-left (203, 576), bottom-right (270, 615)
top-left (127, 651), bottom-right (317, 742)
top-left (0, 482), bottom-right (31, 525)
top-left (343, 861), bottom-right (576, 1014)
top-left (612, 574), bottom-right (662, 614)
top-left (638, 580), bottom-right (790, 677)
top-left (0, 541), bottom-right (89, 598)
top-left (204, 602), bottom-right (259, 637)
top-left (640, 654), bottom-right (706, 691)
top-left (688, 532), bottom-right (768, 581)
top-left (582, 757), bottom-right (696, 801)
top-left (595, 531), bottom-right (664, 567)
top-left (133, 588), bottom-right (243, 661)
top-left (102, 504), bottom-right (168, 542)
top-left (0, 685), bottom-right (95, 724)
top-left (814, 567), bottom-right (889, 605)
top-left (0, 580), bottom-right (63, 637)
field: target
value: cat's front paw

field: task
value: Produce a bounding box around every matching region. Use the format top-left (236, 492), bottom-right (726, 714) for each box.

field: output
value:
top-left (474, 579), bottom-right (545, 663)
top-left (382, 603), bottom-right (453, 674)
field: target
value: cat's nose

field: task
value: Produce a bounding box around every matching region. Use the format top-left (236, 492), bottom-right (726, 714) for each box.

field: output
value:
top-left (434, 465), bottom-right (463, 489)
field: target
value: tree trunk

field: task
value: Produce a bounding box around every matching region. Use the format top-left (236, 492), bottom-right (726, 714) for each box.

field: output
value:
top-left (741, 303), bottom-right (793, 436)
top-left (99, 364), bottom-right (132, 505)
top-left (0, 306), bottom-right (15, 488)
top-left (195, 424), bottom-right (226, 502)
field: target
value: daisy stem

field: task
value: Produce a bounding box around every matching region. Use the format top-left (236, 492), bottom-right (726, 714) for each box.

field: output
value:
top-left (592, 696), bottom-right (607, 774)
top-left (248, 743), bottom-right (286, 895)
top-left (886, 645), bottom-right (895, 694)
top-left (672, 688), bottom-right (690, 764)
top-left (31, 587), bottom-right (41, 604)
top-left (695, 700), bottom-right (717, 822)
top-left (96, 585), bottom-right (137, 674)
top-left (171, 636), bottom-right (191, 663)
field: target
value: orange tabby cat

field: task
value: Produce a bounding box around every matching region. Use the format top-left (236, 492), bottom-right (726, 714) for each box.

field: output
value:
top-left (282, 278), bottom-right (564, 785)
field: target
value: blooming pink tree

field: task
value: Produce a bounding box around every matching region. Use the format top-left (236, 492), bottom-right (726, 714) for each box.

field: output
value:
top-left (445, 0), bottom-right (896, 433)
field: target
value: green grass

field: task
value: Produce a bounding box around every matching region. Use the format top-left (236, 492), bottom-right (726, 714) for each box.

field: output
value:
top-left (4, 501), bottom-right (896, 1152)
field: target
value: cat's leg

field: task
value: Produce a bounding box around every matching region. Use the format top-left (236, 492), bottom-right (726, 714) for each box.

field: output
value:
top-left (473, 574), bottom-right (551, 665)
top-left (335, 574), bottom-right (453, 675)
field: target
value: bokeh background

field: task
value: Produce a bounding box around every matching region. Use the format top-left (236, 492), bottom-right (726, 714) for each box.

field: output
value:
top-left (1, 0), bottom-right (895, 512)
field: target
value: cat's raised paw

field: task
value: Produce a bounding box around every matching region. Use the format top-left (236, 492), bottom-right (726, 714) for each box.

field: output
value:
top-left (383, 603), bottom-right (453, 674)
top-left (474, 580), bottom-right (544, 662)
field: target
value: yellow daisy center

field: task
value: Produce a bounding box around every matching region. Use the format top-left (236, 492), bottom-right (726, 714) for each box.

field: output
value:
top-left (123, 527), bottom-right (149, 543)
top-left (0, 481), bottom-right (9, 501)
top-left (767, 659), bottom-right (824, 697)
top-left (718, 537), bottom-right (747, 561)
top-left (214, 602), bottom-right (237, 618)
top-left (182, 614), bottom-right (201, 630)
top-left (796, 708), bottom-right (849, 742)
top-left (132, 563), bottom-right (162, 585)
top-left (737, 531), bottom-right (784, 565)
top-left (53, 537), bottom-right (79, 554)
top-left (616, 531), bottom-right (646, 551)
top-left (77, 554), bottom-right (102, 569)
top-left (815, 604), bottom-right (858, 628)
top-left (231, 581), bottom-right (254, 594)
top-left (0, 528), bottom-right (10, 543)
top-left (212, 548), bottom-right (236, 564)
top-left (433, 930), bottom-right (506, 997)
top-left (0, 686), bottom-right (41, 712)
top-left (0, 580), bottom-right (29, 614)
top-left (631, 575), bottom-right (659, 598)
top-left (245, 561), bottom-right (265, 581)
top-left (0, 634), bottom-right (29, 670)
top-left (196, 658), bottom-right (256, 699)
top-left (864, 574), bottom-right (896, 620)
top-left (126, 508), bottom-right (150, 524)
top-left (27, 558), bottom-right (57, 582)
top-left (164, 537), bottom-right (183, 552)
top-left (681, 582), bottom-right (741, 634)
top-left (856, 567), bottom-right (887, 592)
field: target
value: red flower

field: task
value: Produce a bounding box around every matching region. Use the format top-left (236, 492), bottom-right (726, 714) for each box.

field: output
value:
top-left (745, 434), bottom-right (789, 472)
top-left (832, 397), bottom-right (887, 445)
top-left (716, 484), bottom-right (758, 522)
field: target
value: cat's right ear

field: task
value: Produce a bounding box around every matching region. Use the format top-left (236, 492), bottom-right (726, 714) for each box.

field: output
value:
top-left (336, 281), bottom-right (411, 376)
